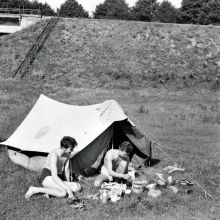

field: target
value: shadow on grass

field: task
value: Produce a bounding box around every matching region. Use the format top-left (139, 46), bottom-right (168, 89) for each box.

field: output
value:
top-left (0, 137), bottom-right (5, 141)
top-left (0, 137), bottom-right (6, 153)
top-left (149, 158), bottom-right (160, 167)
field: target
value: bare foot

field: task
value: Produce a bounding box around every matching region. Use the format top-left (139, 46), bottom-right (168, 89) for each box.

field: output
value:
top-left (25, 186), bottom-right (36, 200)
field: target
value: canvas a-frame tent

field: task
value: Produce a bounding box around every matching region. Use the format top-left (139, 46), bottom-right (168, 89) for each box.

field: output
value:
top-left (0, 94), bottom-right (152, 176)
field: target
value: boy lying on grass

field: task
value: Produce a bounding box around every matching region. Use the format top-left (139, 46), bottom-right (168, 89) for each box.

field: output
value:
top-left (94, 141), bottom-right (133, 187)
top-left (25, 136), bottom-right (81, 199)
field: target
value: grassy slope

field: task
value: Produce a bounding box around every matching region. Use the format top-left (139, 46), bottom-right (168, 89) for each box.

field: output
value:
top-left (1, 18), bottom-right (220, 89)
top-left (0, 19), bottom-right (49, 79)
top-left (32, 18), bottom-right (220, 90)
top-left (0, 18), bottom-right (220, 219)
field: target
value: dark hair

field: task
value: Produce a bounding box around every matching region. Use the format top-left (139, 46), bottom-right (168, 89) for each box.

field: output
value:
top-left (60, 136), bottom-right (77, 149)
top-left (119, 141), bottom-right (133, 155)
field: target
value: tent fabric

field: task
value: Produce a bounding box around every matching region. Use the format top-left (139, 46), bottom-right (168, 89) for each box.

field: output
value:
top-left (8, 149), bottom-right (46, 172)
top-left (111, 122), bottom-right (151, 168)
top-left (1, 94), bottom-right (152, 173)
top-left (70, 122), bottom-right (152, 177)
top-left (120, 123), bottom-right (151, 157)
top-left (70, 126), bottom-right (113, 176)
top-left (1, 94), bottom-right (127, 153)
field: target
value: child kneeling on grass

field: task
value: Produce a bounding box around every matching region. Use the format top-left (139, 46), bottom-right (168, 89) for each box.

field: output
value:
top-left (25, 136), bottom-right (81, 199)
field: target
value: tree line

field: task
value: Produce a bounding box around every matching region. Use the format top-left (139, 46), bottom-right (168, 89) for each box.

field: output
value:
top-left (0, 0), bottom-right (220, 25)
top-left (0, 0), bottom-right (55, 16)
top-left (93, 0), bottom-right (220, 25)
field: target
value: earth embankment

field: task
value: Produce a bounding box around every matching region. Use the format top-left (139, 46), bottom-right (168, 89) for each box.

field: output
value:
top-left (0, 18), bottom-right (220, 89)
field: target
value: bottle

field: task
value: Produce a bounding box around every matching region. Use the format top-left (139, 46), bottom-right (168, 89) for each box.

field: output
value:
top-left (101, 190), bottom-right (108, 204)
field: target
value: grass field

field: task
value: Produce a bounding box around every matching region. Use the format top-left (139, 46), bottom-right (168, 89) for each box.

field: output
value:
top-left (0, 80), bottom-right (219, 219)
top-left (0, 17), bottom-right (220, 219)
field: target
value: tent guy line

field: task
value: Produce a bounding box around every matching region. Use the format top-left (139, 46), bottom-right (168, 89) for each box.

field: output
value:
top-left (153, 141), bottom-right (215, 200)
top-left (152, 140), bottom-right (218, 161)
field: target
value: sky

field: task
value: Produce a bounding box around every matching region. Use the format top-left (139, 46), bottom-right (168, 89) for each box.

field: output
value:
top-left (37, 0), bottom-right (182, 15)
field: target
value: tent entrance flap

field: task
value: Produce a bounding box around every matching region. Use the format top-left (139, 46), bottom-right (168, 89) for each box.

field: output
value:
top-left (70, 126), bottom-right (113, 177)
top-left (113, 121), bottom-right (152, 166)
top-left (70, 121), bottom-right (152, 177)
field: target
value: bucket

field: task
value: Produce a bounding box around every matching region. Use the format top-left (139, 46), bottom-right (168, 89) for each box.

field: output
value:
top-left (132, 180), bottom-right (146, 194)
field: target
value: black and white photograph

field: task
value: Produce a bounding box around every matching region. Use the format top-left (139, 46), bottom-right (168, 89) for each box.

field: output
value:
top-left (0, 0), bottom-right (219, 219)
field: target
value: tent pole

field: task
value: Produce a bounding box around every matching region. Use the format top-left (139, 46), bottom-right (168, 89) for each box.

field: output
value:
top-left (112, 124), bottom-right (114, 149)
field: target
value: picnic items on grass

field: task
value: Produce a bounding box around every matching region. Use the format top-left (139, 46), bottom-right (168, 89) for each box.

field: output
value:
top-left (163, 165), bottom-right (185, 174)
top-left (132, 180), bottom-right (148, 194)
top-left (169, 185), bottom-right (179, 193)
top-left (145, 183), bottom-right (156, 191)
top-left (100, 182), bottom-right (127, 203)
top-left (174, 178), bottom-right (194, 186)
top-left (148, 189), bottom-right (162, 198)
top-left (84, 164), bottom-right (194, 204)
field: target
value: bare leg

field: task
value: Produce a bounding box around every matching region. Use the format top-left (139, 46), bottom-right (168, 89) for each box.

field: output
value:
top-left (25, 186), bottom-right (67, 199)
top-left (116, 160), bottom-right (128, 174)
top-left (114, 160), bottom-right (128, 183)
top-left (94, 174), bottom-right (109, 187)
top-left (43, 176), bottom-right (81, 193)
top-left (25, 176), bottom-right (67, 199)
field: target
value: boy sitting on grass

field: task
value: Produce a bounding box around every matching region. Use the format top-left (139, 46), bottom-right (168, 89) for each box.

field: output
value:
top-left (25, 136), bottom-right (81, 199)
top-left (94, 141), bottom-right (133, 187)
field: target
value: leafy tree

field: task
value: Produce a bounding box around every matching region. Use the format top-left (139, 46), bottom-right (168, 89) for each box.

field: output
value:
top-left (59, 0), bottom-right (89, 18)
top-left (93, 0), bottom-right (130, 20)
top-left (205, 0), bottom-right (220, 25)
top-left (0, 0), bottom-right (30, 8)
top-left (154, 1), bottom-right (180, 23)
top-left (0, 0), bottom-right (55, 16)
top-left (130, 0), bottom-right (158, 22)
top-left (180, 0), bottom-right (220, 25)
top-left (30, 1), bottom-right (55, 16)
top-left (39, 3), bottom-right (55, 16)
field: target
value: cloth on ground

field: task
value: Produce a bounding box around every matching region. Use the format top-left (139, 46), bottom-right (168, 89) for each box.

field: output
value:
top-left (100, 182), bottom-right (127, 202)
top-left (163, 165), bottom-right (185, 173)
